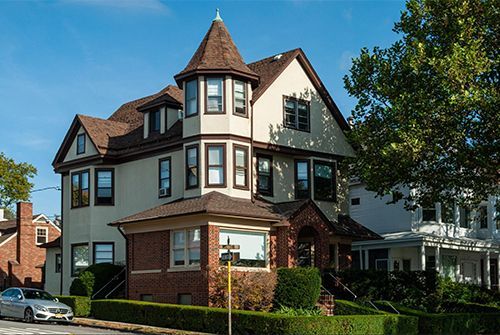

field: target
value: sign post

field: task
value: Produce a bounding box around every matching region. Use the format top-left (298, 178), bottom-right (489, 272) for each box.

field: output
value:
top-left (220, 237), bottom-right (240, 335)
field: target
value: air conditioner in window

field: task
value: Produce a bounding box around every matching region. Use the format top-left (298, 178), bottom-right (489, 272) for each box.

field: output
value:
top-left (159, 188), bottom-right (169, 197)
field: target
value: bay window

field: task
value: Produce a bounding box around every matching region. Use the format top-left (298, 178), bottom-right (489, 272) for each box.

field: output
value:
top-left (219, 230), bottom-right (267, 268)
top-left (95, 169), bottom-right (114, 205)
top-left (294, 160), bottom-right (310, 199)
top-left (71, 170), bottom-right (89, 208)
top-left (185, 145), bottom-right (199, 189)
top-left (206, 77), bottom-right (224, 113)
top-left (313, 161), bottom-right (336, 201)
top-left (185, 79), bottom-right (198, 117)
top-left (171, 228), bottom-right (200, 267)
top-left (233, 145), bottom-right (248, 189)
top-left (206, 144), bottom-right (225, 187)
top-left (233, 80), bottom-right (247, 116)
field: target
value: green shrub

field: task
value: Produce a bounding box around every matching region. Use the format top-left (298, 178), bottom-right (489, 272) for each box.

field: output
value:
top-left (91, 299), bottom-right (418, 335)
top-left (334, 299), bottom-right (384, 315)
top-left (69, 271), bottom-right (95, 297)
top-left (274, 267), bottom-right (321, 309)
top-left (69, 263), bottom-right (123, 298)
top-left (274, 305), bottom-right (323, 316)
top-left (439, 300), bottom-right (500, 313)
top-left (54, 295), bottom-right (91, 317)
top-left (439, 277), bottom-right (500, 306)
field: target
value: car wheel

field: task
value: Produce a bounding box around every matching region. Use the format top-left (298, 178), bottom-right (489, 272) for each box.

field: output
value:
top-left (24, 308), bottom-right (34, 323)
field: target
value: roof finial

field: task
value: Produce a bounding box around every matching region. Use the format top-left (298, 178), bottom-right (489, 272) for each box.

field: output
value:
top-left (213, 8), bottom-right (223, 22)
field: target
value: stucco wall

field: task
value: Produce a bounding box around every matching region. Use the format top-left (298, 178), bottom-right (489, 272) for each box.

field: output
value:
top-left (44, 248), bottom-right (61, 294)
top-left (63, 127), bottom-right (98, 163)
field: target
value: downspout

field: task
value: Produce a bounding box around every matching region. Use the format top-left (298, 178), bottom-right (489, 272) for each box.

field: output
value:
top-left (117, 224), bottom-right (129, 299)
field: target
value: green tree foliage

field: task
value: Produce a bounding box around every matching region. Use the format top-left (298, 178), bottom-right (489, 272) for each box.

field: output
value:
top-left (344, 0), bottom-right (499, 207)
top-left (0, 152), bottom-right (37, 209)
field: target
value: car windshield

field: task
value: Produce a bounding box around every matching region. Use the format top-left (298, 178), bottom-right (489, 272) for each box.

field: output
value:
top-left (22, 289), bottom-right (55, 301)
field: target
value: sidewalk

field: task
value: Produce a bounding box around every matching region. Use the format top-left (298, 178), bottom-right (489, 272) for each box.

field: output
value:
top-left (74, 317), bottom-right (214, 335)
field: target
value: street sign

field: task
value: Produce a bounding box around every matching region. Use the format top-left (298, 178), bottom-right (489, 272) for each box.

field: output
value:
top-left (220, 252), bottom-right (233, 262)
top-left (220, 244), bottom-right (240, 250)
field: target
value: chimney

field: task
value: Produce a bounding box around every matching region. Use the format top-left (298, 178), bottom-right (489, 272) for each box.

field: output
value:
top-left (16, 202), bottom-right (33, 263)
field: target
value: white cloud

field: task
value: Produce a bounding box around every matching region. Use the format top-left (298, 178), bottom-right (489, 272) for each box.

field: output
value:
top-left (338, 50), bottom-right (356, 71)
top-left (60, 0), bottom-right (171, 14)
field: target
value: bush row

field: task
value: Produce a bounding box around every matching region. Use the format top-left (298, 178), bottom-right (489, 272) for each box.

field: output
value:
top-left (274, 267), bottom-right (321, 309)
top-left (54, 295), bottom-right (90, 317)
top-left (334, 299), bottom-right (384, 315)
top-left (91, 299), bottom-right (418, 335)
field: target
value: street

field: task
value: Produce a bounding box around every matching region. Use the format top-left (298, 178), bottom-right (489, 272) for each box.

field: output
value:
top-left (0, 319), bottom-right (136, 335)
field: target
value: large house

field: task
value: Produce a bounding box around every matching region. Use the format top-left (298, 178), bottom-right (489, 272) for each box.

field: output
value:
top-left (51, 12), bottom-right (379, 302)
top-left (350, 183), bottom-right (500, 290)
top-left (0, 203), bottom-right (61, 291)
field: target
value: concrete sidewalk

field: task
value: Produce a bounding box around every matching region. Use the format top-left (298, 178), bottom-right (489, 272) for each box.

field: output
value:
top-left (74, 317), bottom-right (214, 335)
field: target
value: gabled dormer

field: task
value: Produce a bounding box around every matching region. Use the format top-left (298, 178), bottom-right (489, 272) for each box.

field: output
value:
top-left (137, 89), bottom-right (183, 139)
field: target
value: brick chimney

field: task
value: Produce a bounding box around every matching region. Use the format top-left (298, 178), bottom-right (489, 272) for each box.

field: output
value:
top-left (16, 202), bottom-right (34, 263)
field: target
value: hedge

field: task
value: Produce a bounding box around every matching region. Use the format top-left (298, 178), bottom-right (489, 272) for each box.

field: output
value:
top-left (274, 267), bottom-right (321, 309)
top-left (376, 301), bottom-right (500, 335)
top-left (334, 300), bottom-right (384, 315)
top-left (91, 299), bottom-right (418, 335)
top-left (54, 295), bottom-right (91, 317)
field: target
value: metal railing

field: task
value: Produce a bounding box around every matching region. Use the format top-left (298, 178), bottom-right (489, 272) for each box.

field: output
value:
top-left (92, 268), bottom-right (126, 299)
top-left (104, 279), bottom-right (125, 299)
top-left (328, 273), bottom-right (358, 300)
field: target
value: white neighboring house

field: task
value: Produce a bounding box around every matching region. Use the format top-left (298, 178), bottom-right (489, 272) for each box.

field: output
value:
top-left (350, 182), bottom-right (500, 290)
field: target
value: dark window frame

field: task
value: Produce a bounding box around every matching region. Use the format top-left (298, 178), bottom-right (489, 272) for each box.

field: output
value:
top-left (205, 76), bottom-right (225, 114)
top-left (94, 168), bottom-right (115, 206)
top-left (185, 144), bottom-right (199, 189)
top-left (283, 95), bottom-right (310, 132)
top-left (256, 154), bottom-right (273, 196)
top-left (55, 253), bottom-right (62, 273)
top-left (422, 207), bottom-right (437, 222)
top-left (233, 79), bottom-right (248, 117)
top-left (76, 134), bottom-right (86, 155)
top-left (205, 143), bottom-right (227, 188)
top-left (71, 169), bottom-right (90, 209)
top-left (71, 243), bottom-right (89, 277)
top-left (294, 159), bottom-right (310, 199)
top-left (479, 206), bottom-right (488, 229)
top-left (313, 160), bottom-right (336, 202)
top-left (351, 198), bottom-right (361, 206)
top-left (149, 109), bottom-right (161, 134)
top-left (159, 157), bottom-right (172, 198)
top-left (93, 242), bottom-right (115, 265)
top-left (185, 79), bottom-right (199, 117)
top-left (233, 145), bottom-right (249, 190)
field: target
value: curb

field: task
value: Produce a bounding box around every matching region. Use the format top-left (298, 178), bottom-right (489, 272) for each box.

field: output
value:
top-left (74, 317), bottom-right (213, 335)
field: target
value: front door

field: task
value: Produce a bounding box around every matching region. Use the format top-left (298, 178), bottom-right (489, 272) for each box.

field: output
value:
top-left (297, 241), bottom-right (312, 267)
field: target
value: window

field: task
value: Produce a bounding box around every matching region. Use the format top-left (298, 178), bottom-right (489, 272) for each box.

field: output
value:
top-left (313, 161), bottom-right (336, 201)
top-left (35, 228), bottom-right (48, 245)
top-left (257, 155), bottom-right (273, 196)
top-left (426, 256), bottom-right (436, 270)
top-left (71, 244), bottom-right (89, 276)
top-left (442, 255), bottom-right (457, 280)
top-left (219, 230), bottom-right (267, 268)
top-left (402, 259), bottom-right (411, 272)
top-left (478, 206), bottom-right (488, 229)
top-left (233, 146), bottom-right (248, 189)
top-left (159, 158), bottom-right (171, 197)
top-left (71, 170), bottom-right (89, 208)
top-left (441, 202), bottom-right (454, 224)
top-left (283, 96), bottom-right (309, 131)
top-left (460, 207), bottom-right (472, 228)
top-left (294, 160), bottom-right (310, 199)
top-left (149, 109), bottom-right (160, 134)
top-left (95, 169), bottom-right (114, 205)
top-left (206, 77), bottom-right (224, 113)
top-left (185, 145), bottom-right (199, 189)
top-left (140, 294), bottom-right (153, 302)
top-left (185, 79), bottom-right (198, 117)
top-left (422, 207), bottom-right (437, 222)
top-left (206, 144), bottom-right (225, 187)
top-left (178, 294), bottom-right (192, 305)
top-left (76, 134), bottom-right (85, 155)
top-left (233, 80), bottom-right (247, 116)
top-left (351, 198), bottom-right (361, 206)
top-left (55, 254), bottom-right (62, 273)
top-left (375, 259), bottom-right (389, 271)
top-left (93, 243), bottom-right (114, 264)
top-left (171, 228), bottom-right (200, 267)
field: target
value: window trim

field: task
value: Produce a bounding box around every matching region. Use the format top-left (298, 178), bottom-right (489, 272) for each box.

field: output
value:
top-left (351, 197), bottom-right (361, 206)
top-left (148, 109), bottom-right (161, 134)
top-left (232, 79), bottom-right (248, 117)
top-left (294, 159), bottom-right (310, 199)
top-left (185, 144), bottom-right (199, 189)
top-left (205, 76), bottom-right (226, 114)
top-left (256, 154), bottom-right (273, 196)
top-left (422, 207), bottom-right (437, 222)
top-left (55, 253), bottom-right (62, 273)
top-left (170, 228), bottom-right (201, 269)
top-left (35, 227), bottom-right (48, 245)
top-left (94, 168), bottom-right (115, 206)
top-left (205, 143), bottom-right (227, 188)
top-left (282, 95), bottom-right (311, 132)
top-left (93, 242), bottom-right (115, 265)
top-left (71, 169), bottom-right (90, 209)
top-left (185, 78), bottom-right (199, 118)
top-left (219, 229), bottom-right (268, 269)
top-left (158, 157), bottom-right (172, 198)
top-left (76, 133), bottom-right (86, 155)
top-left (313, 160), bottom-right (336, 202)
top-left (71, 243), bottom-right (89, 277)
top-left (233, 144), bottom-right (249, 190)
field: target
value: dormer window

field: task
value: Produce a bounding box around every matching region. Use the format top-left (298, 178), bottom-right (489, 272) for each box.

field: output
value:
top-left (206, 77), bottom-right (224, 113)
top-left (149, 110), bottom-right (161, 134)
top-left (234, 80), bottom-right (247, 116)
top-left (77, 134), bottom-right (85, 155)
top-left (185, 80), bottom-right (198, 117)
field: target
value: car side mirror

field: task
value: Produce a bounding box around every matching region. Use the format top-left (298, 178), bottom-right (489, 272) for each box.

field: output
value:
top-left (54, 298), bottom-right (59, 302)
top-left (15, 294), bottom-right (22, 301)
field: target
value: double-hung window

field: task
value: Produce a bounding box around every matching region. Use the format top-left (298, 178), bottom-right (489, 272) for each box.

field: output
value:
top-left (185, 80), bottom-right (198, 117)
top-left (206, 144), bottom-right (225, 186)
top-left (71, 170), bottom-right (90, 208)
top-left (95, 169), bottom-right (114, 205)
top-left (233, 146), bottom-right (248, 189)
top-left (313, 161), bottom-right (336, 201)
top-left (284, 97), bottom-right (309, 131)
top-left (295, 160), bottom-right (310, 199)
top-left (159, 158), bottom-right (171, 197)
top-left (422, 207), bottom-right (437, 222)
top-left (206, 77), bottom-right (224, 113)
top-left (149, 109), bottom-right (161, 134)
top-left (171, 228), bottom-right (200, 267)
top-left (460, 207), bottom-right (472, 228)
top-left (36, 228), bottom-right (48, 245)
top-left (71, 244), bottom-right (89, 276)
top-left (185, 145), bottom-right (199, 189)
top-left (233, 80), bottom-right (247, 116)
top-left (257, 155), bottom-right (273, 196)
top-left (76, 134), bottom-right (85, 155)
top-left (478, 206), bottom-right (488, 229)
top-left (93, 243), bottom-right (114, 264)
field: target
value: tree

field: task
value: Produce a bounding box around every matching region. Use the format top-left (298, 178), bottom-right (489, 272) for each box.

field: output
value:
top-left (344, 0), bottom-right (499, 207)
top-left (0, 152), bottom-right (37, 210)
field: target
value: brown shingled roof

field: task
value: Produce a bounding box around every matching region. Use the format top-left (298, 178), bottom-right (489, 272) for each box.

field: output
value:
top-left (78, 115), bottom-right (130, 156)
top-left (38, 236), bottom-right (61, 249)
top-left (174, 20), bottom-right (258, 85)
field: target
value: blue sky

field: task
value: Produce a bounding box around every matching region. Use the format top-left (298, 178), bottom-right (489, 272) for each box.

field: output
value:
top-left (0, 0), bottom-right (405, 217)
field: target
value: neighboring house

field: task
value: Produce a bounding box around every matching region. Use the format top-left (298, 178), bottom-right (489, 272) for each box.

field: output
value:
top-left (350, 182), bottom-right (500, 290)
top-left (52, 12), bottom-right (379, 302)
top-left (39, 237), bottom-right (61, 294)
top-left (0, 203), bottom-right (61, 291)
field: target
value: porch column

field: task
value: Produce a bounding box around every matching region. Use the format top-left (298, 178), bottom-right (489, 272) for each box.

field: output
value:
top-left (335, 243), bottom-right (340, 271)
top-left (435, 246), bottom-right (441, 273)
top-left (364, 249), bottom-right (369, 270)
top-left (420, 245), bottom-right (426, 270)
top-left (485, 251), bottom-right (491, 289)
top-left (359, 249), bottom-right (363, 270)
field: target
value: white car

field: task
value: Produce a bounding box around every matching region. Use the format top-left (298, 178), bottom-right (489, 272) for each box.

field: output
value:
top-left (0, 288), bottom-right (74, 323)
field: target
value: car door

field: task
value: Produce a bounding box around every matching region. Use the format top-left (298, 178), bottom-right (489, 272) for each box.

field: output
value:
top-left (0, 289), bottom-right (14, 317)
top-left (9, 289), bottom-right (26, 319)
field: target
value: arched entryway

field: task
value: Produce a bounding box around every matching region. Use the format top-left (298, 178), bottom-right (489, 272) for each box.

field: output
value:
top-left (297, 226), bottom-right (320, 267)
